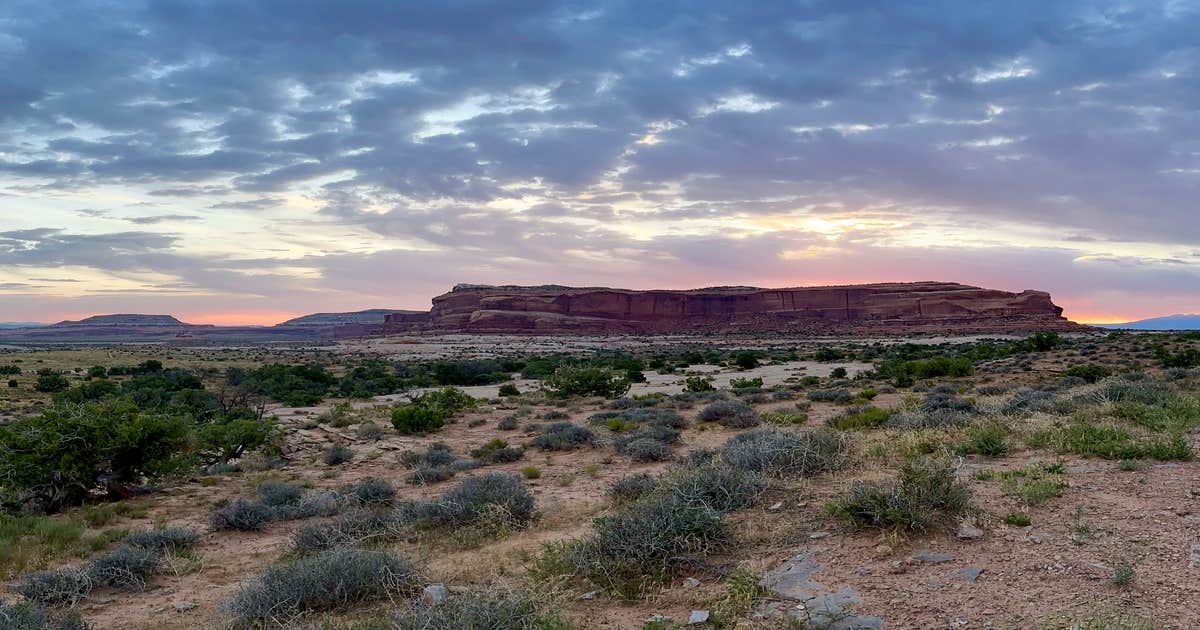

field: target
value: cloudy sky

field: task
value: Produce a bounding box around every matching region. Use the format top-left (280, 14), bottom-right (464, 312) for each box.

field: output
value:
top-left (1, 1), bottom-right (1198, 325)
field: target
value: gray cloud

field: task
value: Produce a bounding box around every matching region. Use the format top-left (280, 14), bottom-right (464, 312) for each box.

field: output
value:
top-left (0, 1), bottom-right (1197, 321)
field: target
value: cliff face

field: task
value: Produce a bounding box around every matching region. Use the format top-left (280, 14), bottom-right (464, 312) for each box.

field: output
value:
top-left (382, 282), bottom-right (1083, 335)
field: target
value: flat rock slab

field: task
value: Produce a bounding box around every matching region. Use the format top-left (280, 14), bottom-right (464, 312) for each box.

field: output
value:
top-left (762, 551), bottom-right (885, 629)
top-left (949, 566), bottom-right (985, 583)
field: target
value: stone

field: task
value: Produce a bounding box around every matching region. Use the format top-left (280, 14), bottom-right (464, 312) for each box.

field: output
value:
top-left (682, 577), bottom-right (701, 589)
top-left (1189, 543), bottom-right (1200, 571)
top-left (645, 614), bottom-right (671, 624)
top-left (382, 282), bottom-right (1080, 335)
top-left (950, 566), bottom-right (985, 583)
top-left (808, 531), bottom-right (830, 539)
top-left (910, 550), bottom-right (955, 563)
top-left (957, 521), bottom-right (984, 540)
top-left (420, 583), bottom-right (448, 606)
top-left (763, 551), bottom-right (885, 630)
top-left (768, 501), bottom-right (784, 510)
top-left (173, 601), bottom-right (196, 612)
top-left (579, 590), bottom-right (598, 600)
top-left (688, 610), bottom-right (711, 625)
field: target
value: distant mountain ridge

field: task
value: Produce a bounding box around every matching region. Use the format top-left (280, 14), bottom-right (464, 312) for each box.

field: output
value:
top-left (276, 309), bottom-right (414, 328)
top-left (0, 308), bottom-right (407, 343)
top-left (54, 314), bottom-right (188, 327)
top-left (0, 322), bottom-right (46, 329)
top-left (1097, 314), bottom-right (1200, 330)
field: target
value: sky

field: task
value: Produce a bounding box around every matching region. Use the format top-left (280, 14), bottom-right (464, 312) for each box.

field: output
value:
top-left (0, 1), bottom-right (1198, 325)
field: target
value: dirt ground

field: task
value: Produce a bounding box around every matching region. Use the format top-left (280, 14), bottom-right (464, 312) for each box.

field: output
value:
top-left (3, 332), bottom-right (1198, 629)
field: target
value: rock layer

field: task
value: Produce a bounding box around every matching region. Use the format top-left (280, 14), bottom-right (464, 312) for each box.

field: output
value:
top-left (382, 282), bottom-right (1083, 335)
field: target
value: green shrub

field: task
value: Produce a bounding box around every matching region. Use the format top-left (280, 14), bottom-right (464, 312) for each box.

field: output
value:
top-left (830, 367), bottom-right (848, 379)
top-left (729, 377), bottom-right (763, 389)
top-left (1032, 420), bottom-right (1192, 460)
top-left (542, 367), bottom-right (631, 399)
top-left (391, 387), bottom-right (476, 434)
top-left (226, 548), bottom-right (423, 627)
top-left (196, 412), bottom-right (275, 465)
top-left (1111, 397), bottom-right (1200, 433)
top-left (415, 387), bottom-right (477, 414)
top-left (391, 405), bottom-right (447, 434)
top-left (34, 371), bottom-right (70, 393)
top-left (521, 466), bottom-right (542, 480)
top-left (1111, 561), bottom-right (1136, 586)
top-left (998, 465), bottom-right (1067, 505)
top-left (498, 383), bottom-right (521, 397)
top-left (238, 364), bottom-right (337, 407)
top-left (732, 352), bottom-right (759, 369)
top-left (1156, 346), bottom-right (1200, 368)
top-left (962, 421), bottom-right (1009, 456)
top-left (1065, 364), bottom-right (1112, 383)
top-left (828, 405), bottom-right (891, 430)
top-left (1003, 512), bottom-right (1031, 526)
top-left (0, 399), bottom-right (193, 513)
top-left (826, 457), bottom-right (972, 531)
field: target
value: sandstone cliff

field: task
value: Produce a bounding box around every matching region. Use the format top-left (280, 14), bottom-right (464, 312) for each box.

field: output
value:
top-left (382, 282), bottom-right (1084, 335)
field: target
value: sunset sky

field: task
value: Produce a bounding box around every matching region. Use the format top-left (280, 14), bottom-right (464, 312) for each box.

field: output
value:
top-left (1, 1), bottom-right (1198, 325)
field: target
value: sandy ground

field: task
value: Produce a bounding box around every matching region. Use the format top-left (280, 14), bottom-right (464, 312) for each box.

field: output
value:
top-left (5, 332), bottom-right (1198, 629)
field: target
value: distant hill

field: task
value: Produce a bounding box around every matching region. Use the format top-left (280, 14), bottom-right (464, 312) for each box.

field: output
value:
top-left (53, 314), bottom-right (188, 327)
top-left (0, 322), bottom-right (46, 329)
top-left (1097, 314), bottom-right (1200, 330)
top-left (275, 309), bottom-right (415, 328)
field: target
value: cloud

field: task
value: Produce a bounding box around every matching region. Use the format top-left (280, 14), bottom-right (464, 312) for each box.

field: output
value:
top-left (125, 214), bottom-right (202, 225)
top-left (0, 0), bottom-right (1197, 322)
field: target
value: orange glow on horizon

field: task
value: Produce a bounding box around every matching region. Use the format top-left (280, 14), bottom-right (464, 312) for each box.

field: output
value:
top-left (184, 311), bottom-right (300, 326)
top-left (1069, 313), bottom-right (1136, 325)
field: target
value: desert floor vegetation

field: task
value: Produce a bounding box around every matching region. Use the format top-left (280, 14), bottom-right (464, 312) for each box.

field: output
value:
top-left (0, 331), bottom-right (1197, 628)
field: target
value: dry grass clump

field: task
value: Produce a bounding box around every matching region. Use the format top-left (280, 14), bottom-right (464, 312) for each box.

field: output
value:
top-left (226, 548), bottom-right (423, 628)
top-left (544, 460), bottom-right (765, 599)
top-left (16, 528), bottom-right (199, 605)
top-left (826, 457), bottom-right (972, 532)
top-left (722, 427), bottom-right (852, 478)
top-left (697, 400), bottom-right (759, 428)
top-left (390, 589), bottom-right (562, 630)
